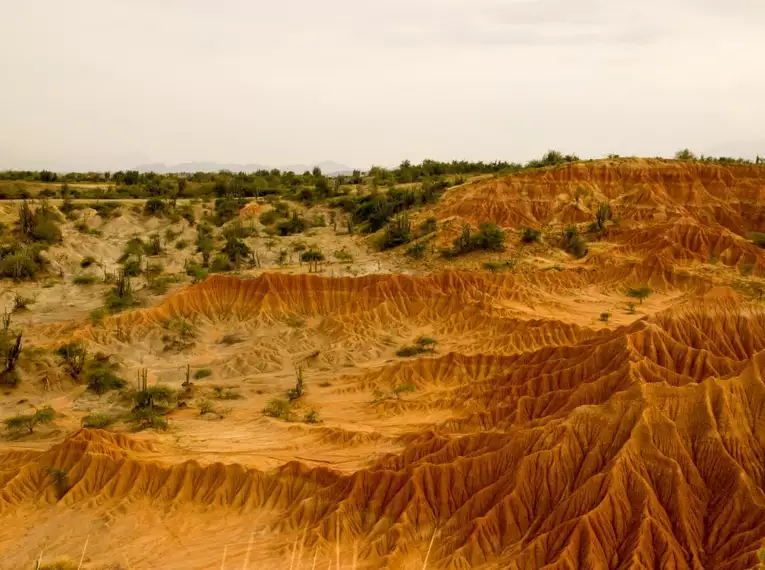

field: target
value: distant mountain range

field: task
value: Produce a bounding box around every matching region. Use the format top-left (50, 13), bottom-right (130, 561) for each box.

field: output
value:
top-left (133, 160), bottom-right (354, 175)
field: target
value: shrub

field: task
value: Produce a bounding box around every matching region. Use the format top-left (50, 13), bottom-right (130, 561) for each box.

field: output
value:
top-left (73, 274), bottom-right (99, 285)
top-left (395, 345), bottom-right (421, 357)
top-left (405, 242), bottom-right (426, 259)
top-left (303, 409), bottom-right (321, 424)
top-left (263, 398), bottom-right (291, 420)
top-left (143, 198), bottom-right (167, 216)
top-left (194, 368), bottom-right (212, 379)
top-left (300, 249), bottom-right (325, 272)
top-left (4, 406), bottom-right (54, 434)
top-left (129, 407), bottom-right (168, 431)
top-left (56, 341), bottom-right (88, 379)
top-left (561, 226), bottom-right (588, 258)
top-left (84, 360), bottom-right (125, 395)
top-left (122, 259), bottom-right (142, 277)
top-left (418, 217), bottom-right (437, 235)
top-left (259, 209), bottom-right (284, 226)
top-left (31, 219), bottom-right (62, 244)
top-left (0, 254), bottom-right (39, 279)
top-left (277, 213), bottom-right (308, 236)
top-left (379, 215), bottom-right (412, 250)
top-left (210, 255), bottom-right (234, 273)
top-left (482, 261), bottom-right (502, 272)
top-left (198, 399), bottom-right (216, 415)
top-left (599, 312), bottom-right (611, 322)
top-left (80, 255), bottom-right (97, 268)
top-left (13, 294), bottom-right (34, 312)
top-left (334, 249), bottom-right (353, 262)
top-left (627, 285), bottom-right (652, 304)
top-left (175, 239), bottom-right (189, 250)
top-left (751, 233), bottom-right (765, 249)
top-left (520, 227), bottom-right (541, 244)
top-left (392, 382), bottom-right (416, 399)
top-left (452, 223), bottom-right (506, 255)
top-left (82, 413), bottom-right (115, 429)
top-left (38, 557), bottom-right (78, 570)
top-left (185, 261), bottom-right (208, 283)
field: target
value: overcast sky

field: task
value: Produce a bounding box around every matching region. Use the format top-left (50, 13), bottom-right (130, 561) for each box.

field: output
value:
top-left (1, 0), bottom-right (765, 171)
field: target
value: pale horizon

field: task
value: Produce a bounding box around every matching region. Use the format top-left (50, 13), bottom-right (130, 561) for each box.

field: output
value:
top-left (2, 0), bottom-right (765, 172)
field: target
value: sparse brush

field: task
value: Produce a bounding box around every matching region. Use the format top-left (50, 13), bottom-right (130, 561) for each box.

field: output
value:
top-left (80, 255), bottom-right (97, 268)
top-left (194, 368), bottom-right (213, 379)
top-left (392, 382), bottom-right (416, 399)
top-left (406, 242), bottom-right (427, 260)
top-left (73, 274), bottom-right (99, 285)
top-left (263, 398), bottom-right (291, 420)
top-left (198, 399), bottom-right (216, 415)
top-left (3, 405), bottom-right (54, 434)
top-left (82, 413), bottom-right (115, 429)
top-left (12, 294), bottom-right (34, 312)
top-left (37, 557), bottom-right (78, 570)
top-left (520, 227), bottom-right (541, 244)
top-left (599, 312), bottom-right (611, 323)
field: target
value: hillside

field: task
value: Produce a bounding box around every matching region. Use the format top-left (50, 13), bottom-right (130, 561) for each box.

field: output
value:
top-left (0, 158), bottom-right (765, 569)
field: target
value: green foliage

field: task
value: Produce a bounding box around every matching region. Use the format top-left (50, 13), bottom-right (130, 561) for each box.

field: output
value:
top-left (80, 255), bottom-right (97, 268)
top-left (211, 197), bottom-right (245, 226)
top-left (210, 254), bottom-right (234, 273)
top-left (561, 225), bottom-right (588, 258)
top-left (520, 227), bottom-right (541, 244)
top-left (13, 294), bottom-right (34, 312)
top-left (104, 269), bottom-right (135, 313)
top-left (38, 557), bottom-right (78, 570)
top-left (143, 198), bottom-right (167, 216)
top-left (84, 359), bottom-right (125, 395)
top-left (396, 336), bottom-right (437, 357)
top-left (379, 214), bottom-right (412, 250)
top-left (263, 398), bottom-right (291, 420)
top-left (300, 249), bottom-right (325, 272)
top-left (82, 413), bottom-right (115, 429)
top-left (185, 261), bottom-right (208, 283)
top-left (73, 274), bottom-right (99, 285)
top-left (56, 341), bottom-right (87, 379)
top-left (626, 302), bottom-right (637, 314)
top-left (392, 382), bottom-right (417, 399)
top-left (129, 407), bottom-right (168, 431)
top-left (303, 409), bottom-right (321, 424)
top-left (194, 368), bottom-right (212, 379)
top-left (405, 242), bottom-right (427, 260)
top-left (0, 254), bottom-right (39, 279)
top-left (286, 367), bottom-right (305, 401)
top-left (626, 285), bottom-right (652, 304)
top-left (418, 217), bottom-right (437, 236)
top-left (674, 148), bottom-right (697, 160)
top-left (592, 202), bottom-right (612, 233)
top-left (212, 385), bottom-right (242, 400)
top-left (451, 223), bottom-right (506, 256)
top-left (277, 212), bottom-right (308, 236)
top-left (334, 249), bottom-right (353, 262)
top-left (221, 235), bottom-right (252, 264)
top-left (4, 406), bottom-right (55, 434)
top-left (482, 261), bottom-right (502, 272)
top-left (750, 232), bottom-right (765, 249)
top-left (599, 312), bottom-right (611, 322)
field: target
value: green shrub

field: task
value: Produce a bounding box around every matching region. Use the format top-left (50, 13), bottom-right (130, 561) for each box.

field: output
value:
top-left (392, 382), bottom-right (417, 399)
top-left (599, 312), bottom-right (611, 322)
top-left (520, 227), bottom-right (541, 244)
top-left (405, 242), bottom-right (426, 259)
top-left (31, 219), bottom-right (62, 243)
top-left (122, 259), bottom-right (142, 277)
top-left (379, 215), bottom-right (412, 250)
top-left (73, 274), bottom-right (99, 285)
top-left (84, 360), bottom-right (125, 395)
top-left (175, 239), bottom-right (189, 250)
top-left (263, 398), bottom-right (291, 420)
top-left (210, 255), bottom-right (234, 273)
top-left (80, 255), bottom-right (97, 268)
top-left (277, 212), bottom-right (308, 236)
top-left (451, 223), bottom-right (506, 255)
top-left (303, 409), bottom-right (321, 424)
top-left (0, 253), bottom-right (39, 279)
top-left (561, 226), bottom-right (588, 258)
top-left (627, 285), bottom-right (652, 304)
top-left (13, 294), bottom-right (34, 311)
top-left (4, 406), bottom-right (54, 434)
top-left (194, 368), bottom-right (212, 379)
top-left (418, 217), bottom-right (437, 235)
top-left (482, 261), bottom-right (502, 272)
top-left (143, 198), bottom-right (167, 216)
top-left (129, 407), bottom-right (168, 431)
top-left (82, 413), bottom-right (115, 429)
top-left (185, 261), bottom-right (208, 283)
top-left (751, 233), bottom-right (765, 249)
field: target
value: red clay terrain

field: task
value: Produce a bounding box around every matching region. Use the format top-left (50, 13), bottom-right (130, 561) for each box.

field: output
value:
top-left (2, 159), bottom-right (765, 569)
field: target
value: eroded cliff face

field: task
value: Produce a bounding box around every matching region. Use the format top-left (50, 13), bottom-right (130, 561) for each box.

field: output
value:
top-left (4, 159), bottom-right (765, 569)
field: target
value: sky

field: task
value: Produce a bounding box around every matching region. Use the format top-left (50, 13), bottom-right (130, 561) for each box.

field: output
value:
top-left (1, 0), bottom-right (765, 172)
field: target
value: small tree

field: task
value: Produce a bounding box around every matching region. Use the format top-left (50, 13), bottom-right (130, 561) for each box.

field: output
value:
top-left (4, 405), bottom-right (54, 434)
top-left (520, 227), bottom-right (541, 244)
top-left (594, 202), bottom-right (612, 232)
top-left (301, 249), bottom-right (325, 272)
top-left (674, 148), bottom-right (696, 161)
top-left (627, 285), bottom-right (652, 304)
top-left (47, 467), bottom-right (69, 499)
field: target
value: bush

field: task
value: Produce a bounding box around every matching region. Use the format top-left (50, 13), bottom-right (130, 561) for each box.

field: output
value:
top-left (263, 398), bottom-right (291, 420)
top-left (751, 233), bottom-right (765, 249)
top-left (418, 217), bottom-right (437, 235)
top-left (259, 209), bottom-right (284, 226)
top-left (599, 312), bottom-right (611, 322)
top-left (194, 368), bottom-right (212, 379)
top-left (73, 274), bottom-right (99, 285)
top-left (122, 259), bottom-right (142, 276)
top-left (186, 262), bottom-right (208, 283)
top-left (277, 213), bottom-right (308, 236)
top-left (175, 239), bottom-right (189, 250)
top-left (561, 226), bottom-right (588, 258)
top-left (129, 407), bottom-right (168, 431)
top-left (4, 406), bottom-right (54, 434)
top-left (379, 215), bottom-right (412, 250)
top-left (482, 261), bottom-right (502, 272)
top-left (0, 253), bottom-right (39, 279)
top-left (38, 557), bottom-right (78, 570)
top-left (80, 255), bottom-right (97, 268)
top-left (82, 413), bottom-right (115, 429)
top-left (392, 382), bottom-right (417, 399)
top-left (143, 198), bottom-right (167, 216)
top-left (84, 360), bottom-right (125, 395)
top-left (210, 255), bottom-right (234, 273)
top-left (303, 409), bottom-right (321, 424)
top-left (405, 242), bottom-right (426, 259)
top-left (31, 219), bottom-right (62, 244)
top-left (627, 285), bottom-right (652, 304)
top-left (13, 294), bottom-right (34, 312)
top-left (451, 223), bottom-right (506, 255)
top-left (520, 227), bottom-right (541, 244)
